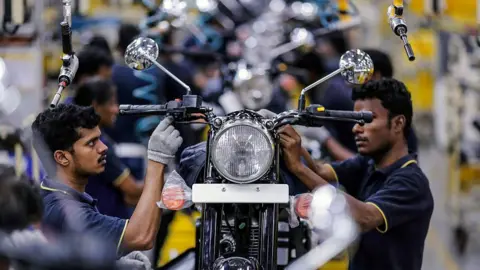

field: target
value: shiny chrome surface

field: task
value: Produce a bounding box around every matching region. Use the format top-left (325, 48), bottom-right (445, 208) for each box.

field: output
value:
top-left (339, 49), bottom-right (374, 85)
top-left (125, 37), bottom-right (159, 71)
top-left (213, 257), bottom-right (258, 270)
top-left (290, 27), bottom-right (314, 46)
top-left (210, 119), bottom-right (275, 184)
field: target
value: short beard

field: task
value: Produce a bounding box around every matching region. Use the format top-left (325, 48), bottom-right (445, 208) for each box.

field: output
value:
top-left (366, 139), bottom-right (393, 161)
top-left (72, 159), bottom-right (96, 180)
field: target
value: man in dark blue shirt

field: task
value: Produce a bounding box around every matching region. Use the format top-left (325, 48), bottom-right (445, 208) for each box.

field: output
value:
top-left (73, 79), bottom-right (142, 219)
top-left (321, 49), bottom-right (418, 159)
top-left (278, 78), bottom-right (434, 270)
top-left (31, 104), bottom-right (183, 253)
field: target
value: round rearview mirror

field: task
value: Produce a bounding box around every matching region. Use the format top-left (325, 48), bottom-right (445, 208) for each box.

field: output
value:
top-left (339, 49), bottom-right (374, 85)
top-left (290, 27), bottom-right (314, 47)
top-left (125, 37), bottom-right (159, 71)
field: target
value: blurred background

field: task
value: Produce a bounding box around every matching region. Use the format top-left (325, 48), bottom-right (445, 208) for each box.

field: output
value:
top-left (0, 0), bottom-right (479, 269)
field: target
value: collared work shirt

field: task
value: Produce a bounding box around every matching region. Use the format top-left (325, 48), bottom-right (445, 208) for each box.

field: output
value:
top-left (40, 178), bottom-right (128, 253)
top-left (329, 154), bottom-right (434, 270)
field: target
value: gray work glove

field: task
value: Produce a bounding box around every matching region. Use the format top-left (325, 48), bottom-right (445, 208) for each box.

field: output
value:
top-left (1, 229), bottom-right (48, 249)
top-left (116, 251), bottom-right (152, 270)
top-left (148, 117), bottom-right (183, 164)
top-left (257, 109), bottom-right (277, 118)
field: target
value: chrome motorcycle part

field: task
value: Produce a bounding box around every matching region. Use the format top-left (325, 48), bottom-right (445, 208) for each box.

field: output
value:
top-left (339, 49), bottom-right (374, 85)
top-left (298, 49), bottom-right (373, 110)
top-left (213, 256), bottom-right (258, 270)
top-left (234, 66), bottom-right (273, 110)
top-left (213, 117), bottom-right (224, 128)
top-left (210, 119), bottom-right (274, 183)
top-left (125, 37), bottom-right (192, 94)
top-left (219, 234), bottom-right (236, 253)
top-left (125, 37), bottom-right (159, 71)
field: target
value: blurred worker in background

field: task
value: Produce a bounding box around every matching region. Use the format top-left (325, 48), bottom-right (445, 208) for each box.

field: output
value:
top-left (87, 35), bottom-right (113, 57)
top-left (103, 24), bottom-right (166, 180)
top-left (0, 165), bottom-right (46, 270)
top-left (73, 79), bottom-right (143, 219)
top-left (31, 104), bottom-right (183, 253)
top-left (0, 165), bottom-right (44, 232)
top-left (73, 46), bottom-right (114, 85)
top-left (278, 78), bottom-right (433, 270)
top-left (0, 164), bottom-right (153, 270)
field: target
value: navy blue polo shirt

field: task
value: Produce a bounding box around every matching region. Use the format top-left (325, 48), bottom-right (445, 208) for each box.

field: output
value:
top-left (328, 154), bottom-right (434, 270)
top-left (40, 177), bottom-right (128, 254)
top-left (85, 131), bottom-right (132, 219)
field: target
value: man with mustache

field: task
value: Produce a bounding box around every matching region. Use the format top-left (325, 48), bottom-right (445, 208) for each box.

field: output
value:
top-left (31, 104), bottom-right (182, 254)
top-left (277, 78), bottom-right (434, 270)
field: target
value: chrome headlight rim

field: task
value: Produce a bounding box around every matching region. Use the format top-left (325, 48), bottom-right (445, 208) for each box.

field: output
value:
top-left (210, 119), bottom-right (275, 184)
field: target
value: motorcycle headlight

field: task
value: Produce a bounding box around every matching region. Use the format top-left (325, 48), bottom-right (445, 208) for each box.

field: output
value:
top-left (211, 120), bottom-right (274, 183)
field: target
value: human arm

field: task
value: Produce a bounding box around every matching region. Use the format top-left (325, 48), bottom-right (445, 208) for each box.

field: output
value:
top-left (288, 164), bottom-right (385, 232)
top-left (116, 175), bottom-right (144, 205)
top-left (280, 125), bottom-right (393, 232)
top-left (279, 125), bottom-right (364, 190)
top-left (121, 117), bottom-right (183, 251)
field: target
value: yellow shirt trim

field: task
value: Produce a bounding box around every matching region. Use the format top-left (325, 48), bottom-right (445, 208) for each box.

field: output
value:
top-left (367, 159), bottom-right (417, 233)
top-left (40, 182), bottom-right (68, 195)
top-left (325, 164), bottom-right (339, 186)
top-left (401, 160), bottom-right (417, 168)
top-left (366, 202), bottom-right (388, 233)
top-left (113, 169), bottom-right (131, 186)
top-left (117, 219), bottom-right (129, 253)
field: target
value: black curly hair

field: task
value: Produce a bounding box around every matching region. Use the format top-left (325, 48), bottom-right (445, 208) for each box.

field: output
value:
top-left (352, 78), bottom-right (413, 138)
top-left (31, 104), bottom-right (100, 156)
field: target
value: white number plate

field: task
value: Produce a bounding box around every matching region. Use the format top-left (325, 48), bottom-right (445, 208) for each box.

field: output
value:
top-left (192, 184), bottom-right (289, 204)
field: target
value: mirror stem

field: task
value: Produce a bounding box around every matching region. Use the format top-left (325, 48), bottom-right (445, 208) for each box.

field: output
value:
top-left (141, 50), bottom-right (191, 95)
top-left (297, 64), bottom-right (353, 111)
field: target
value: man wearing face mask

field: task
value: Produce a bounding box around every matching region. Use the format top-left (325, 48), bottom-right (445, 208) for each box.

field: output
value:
top-left (31, 104), bottom-right (183, 254)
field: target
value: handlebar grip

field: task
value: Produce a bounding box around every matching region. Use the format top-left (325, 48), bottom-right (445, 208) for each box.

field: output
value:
top-left (306, 105), bottom-right (373, 123)
top-left (325, 110), bottom-right (373, 123)
top-left (119, 104), bottom-right (167, 114)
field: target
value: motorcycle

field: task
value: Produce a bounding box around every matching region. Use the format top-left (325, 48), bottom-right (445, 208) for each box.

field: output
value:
top-left (119, 37), bottom-right (374, 270)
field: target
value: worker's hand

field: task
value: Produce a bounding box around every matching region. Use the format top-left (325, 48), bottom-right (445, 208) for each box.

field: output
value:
top-left (148, 117), bottom-right (183, 165)
top-left (116, 251), bottom-right (152, 270)
top-left (278, 125), bottom-right (303, 172)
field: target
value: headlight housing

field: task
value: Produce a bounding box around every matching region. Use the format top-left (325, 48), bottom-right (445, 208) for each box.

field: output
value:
top-left (211, 119), bottom-right (274, 183)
